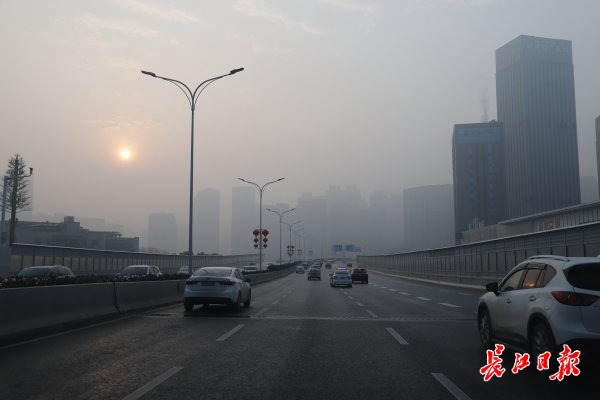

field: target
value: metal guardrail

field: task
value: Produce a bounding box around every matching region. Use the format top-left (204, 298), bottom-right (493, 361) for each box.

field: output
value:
top-left (2, 244), bottom-right (259, 276)
top-left (358, 221), bottom-right (600, 286)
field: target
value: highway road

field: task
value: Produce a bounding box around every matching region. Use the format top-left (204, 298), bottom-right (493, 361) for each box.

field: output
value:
top-left (1, 261), bottom-right (598, 400)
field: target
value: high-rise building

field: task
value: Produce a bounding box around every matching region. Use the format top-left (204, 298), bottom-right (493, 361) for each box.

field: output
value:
top-left (496, 35), bottom-right (580, 219)
top-left (148, 212), bottom-right (177, 253)
top-left (403, 185), bottom-right (454, 251)
top-left (452, 121), bottom-right (505, 241)
top-left (194, 188), bottom-right (220, 254)
top-left (231, 186), bottom-right (257, 255)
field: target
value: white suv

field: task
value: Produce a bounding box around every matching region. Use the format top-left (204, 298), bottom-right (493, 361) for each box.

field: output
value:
top-left (477, 255), bottom-right (600, 356)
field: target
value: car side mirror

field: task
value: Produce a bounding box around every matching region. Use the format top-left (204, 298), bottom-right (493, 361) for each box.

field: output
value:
top-left (485, 282), bottom-right (499, 296)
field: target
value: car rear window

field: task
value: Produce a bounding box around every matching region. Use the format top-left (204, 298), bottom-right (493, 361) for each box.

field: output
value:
top-left (195, 267), bottom-right (231, 277)
top-left (565, 263), bottom-right (600, 290)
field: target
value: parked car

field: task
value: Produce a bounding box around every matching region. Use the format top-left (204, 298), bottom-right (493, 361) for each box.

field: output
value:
top-left (184, 266), bottom-right (251, 311)
top-left (116, 265), bottom-right (163, 281)
top-left (351, 267), bottom-right (368, 284)
top-left (477, 255), bottom-right (600, 357)
top-left (176, 266), bottom-right (195, 277)
top-left (295, 266), bottom-right (305, 274)
top-left (330, 270), bottom-right (352, 288)
top-left (240, 265), bottom-right (259, 273)
top-left (307, 267), bottom-right (321, 281)
top-left (17, 265), bottom-right (76, 285)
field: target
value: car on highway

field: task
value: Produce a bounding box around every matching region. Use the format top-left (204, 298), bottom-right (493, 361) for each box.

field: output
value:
top-left (330, 270), bottom-right (352, 288)
top-left (324, 263), bottom-right (332, 269)
top-left (307, 267), bottom-right (321, 281)
top-left (295, 265), bottom-right (305, 274)
top-left (240, 265), bottom-right (259, 273)
top-left (17, 265), bottom-right (76, 285)
top-left (115, 265), bottom-right (163, 281)
top-left (477, 255), bottom-right (600, 357)
top-left (184, 266), bottom-right (251, 311)
top-left (176, 266), bottom-right (195, 277)
top-left (351, 267), bottom-right (368, 284)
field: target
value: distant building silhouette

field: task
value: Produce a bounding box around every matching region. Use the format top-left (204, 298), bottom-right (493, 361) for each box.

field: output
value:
top-left (15, 216), bottom-right (139, 251)
top-left (194, 188), bottom-right (220, 254)
top-left (580, 176), bottom-right (599, 204)
top-left (496, 35), bottom-right (580, 218)
top-left (231, 186), bottom-right (256, 255)
top-left (148, 212), bottom-right (177, 253)
top-left (403, 185), bottom-right (454, 251)
top-left (452, 121), bottom-right (505, 242)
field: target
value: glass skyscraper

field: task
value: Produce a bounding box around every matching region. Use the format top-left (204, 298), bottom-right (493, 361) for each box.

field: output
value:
top-left (452, 122), bottom-right (505, 239)
top-left (496, 35), bottom-right (580, 219)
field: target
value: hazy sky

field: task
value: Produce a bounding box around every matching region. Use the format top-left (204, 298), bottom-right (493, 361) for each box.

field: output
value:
top-left (1, 0), bottom-right (600, 243)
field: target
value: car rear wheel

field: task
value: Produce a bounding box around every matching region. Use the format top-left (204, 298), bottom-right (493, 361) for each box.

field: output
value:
top-left (478, 308), bottom-right (494, 349)
top-left (231, 293), bottom-right (242, 311)
top-left (530, 321), bottom-right (556, 357)
top-left (184, 301), bottom-right (194, 312)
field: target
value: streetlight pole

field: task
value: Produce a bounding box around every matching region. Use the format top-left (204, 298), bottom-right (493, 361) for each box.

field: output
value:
top-left (266, 207), bottom-right (295, 264)
top-left (282, 220), bottom-right (302, 263)
top-left (142, 67), bottom-right (243, 269)
top-left (1, 167), bottom-right (33, 246)
top-left (238, 178), bottom-right (285, 270)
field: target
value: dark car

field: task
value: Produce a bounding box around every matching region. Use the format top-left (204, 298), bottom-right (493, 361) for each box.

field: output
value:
top-left (116, 265), bottom-right (163, 281)
top-left (307, 267), bottom-right (321, 281)
top-left (17, 265), bottom-right (76, 285)
top-left (351, 267), bottom-right (368, 284)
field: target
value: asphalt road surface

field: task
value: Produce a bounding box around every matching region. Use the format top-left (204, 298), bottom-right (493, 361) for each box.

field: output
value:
top-left (1, 262), bottom-right (598, 399)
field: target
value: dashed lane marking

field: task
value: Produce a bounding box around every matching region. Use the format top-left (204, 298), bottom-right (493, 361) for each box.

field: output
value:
top-left (416, 297), bottom-right (431, 301)
top-left (431, 373), bottom-right (472, 400)
top-left (439, 302), bottom-right (461, 308)
top-left (366, 309), bottom-right (379, 318)
top-left (385, 327), bottom-right (409, 345)
top-left (122, 366), bottom-right (183, 400)
top-left (217, 324), bottom-right (245, 342)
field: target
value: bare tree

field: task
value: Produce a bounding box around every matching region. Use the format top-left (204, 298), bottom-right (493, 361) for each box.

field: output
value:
top-left (4, 154), bottom-right (31, 245)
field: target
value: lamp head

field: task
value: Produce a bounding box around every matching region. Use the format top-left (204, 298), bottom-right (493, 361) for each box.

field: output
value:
top-left (230, 68), bottom-right (244, 75)
top-left (141, 70), bottom-right (157, 77)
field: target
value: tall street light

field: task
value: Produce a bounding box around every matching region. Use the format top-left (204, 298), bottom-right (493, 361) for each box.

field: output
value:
top-left (142, 67), bottom-right (243, 269)
top-left (266, 207), bottom-right (295, 264)
top-left (282, 220), bottom-right (302, 263)
top-left (238, 178), bottom-right (285, 269)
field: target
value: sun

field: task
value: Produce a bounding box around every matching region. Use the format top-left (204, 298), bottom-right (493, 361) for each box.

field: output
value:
top-left (119, 148), bottom-right (132, 161)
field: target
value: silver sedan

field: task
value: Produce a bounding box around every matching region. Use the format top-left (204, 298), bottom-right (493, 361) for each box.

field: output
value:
top-left (184, 266), bottom-right (251, 311)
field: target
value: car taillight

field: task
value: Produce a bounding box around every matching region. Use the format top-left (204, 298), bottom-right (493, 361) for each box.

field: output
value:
top-left (551, 291), bottom-right (599, 306)
top-left (219, 279), bottom-right (236, 285)
top-left (186, 280), bottom-right (198, 285)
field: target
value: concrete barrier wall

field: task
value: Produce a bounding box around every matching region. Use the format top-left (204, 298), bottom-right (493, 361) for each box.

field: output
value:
top-left (0, 283), bottom-right (119, 340)
top-left (115, 280), bottom-right (184, 313)
top-left (0, 267), bottom-right (294, 343)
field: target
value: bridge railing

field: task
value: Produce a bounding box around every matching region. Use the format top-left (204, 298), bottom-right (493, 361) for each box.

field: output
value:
top-left (2, 244), bottom-right (258, 276)
top-left (358, 221), bottom-right (600, 286)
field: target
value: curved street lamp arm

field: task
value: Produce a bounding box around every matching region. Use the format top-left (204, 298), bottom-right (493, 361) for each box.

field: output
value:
top-left (261, 177), bottom-right (285, 191)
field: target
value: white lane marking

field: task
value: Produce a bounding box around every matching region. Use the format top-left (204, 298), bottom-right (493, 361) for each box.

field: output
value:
top-left (216, 324), bottom-right (245, 342)
top-left (431, 373), bottom-right (472, 400)
top-left (366, 309), bottom-right (378, 318)
top-left (122, 366), bottom-right (184, 400)
top-left (356, 301), bottom-right (364, 307)
top-left (398, 292), bottom-right (410, 295)
top-left (254, 308), bottom-right (268, 317)
top-left (385, 327), bottom-right (409, 345)
top-left (348, 295), bottom-right (354, 300)
top-left (388, 289), bottom-right (397, 292)
top-left (440, 302), bottom-right (461, 308)
top-left (416, 296), bottom-right (431, 301)
top-left (272, 299), bottom-right (280, 305)
top-left (380, 286), bottom-right (387, 289)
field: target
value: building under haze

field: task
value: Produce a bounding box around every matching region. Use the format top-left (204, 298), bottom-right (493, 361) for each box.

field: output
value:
top-left (452, 121), bottom-right (505, 243)
top-left (147, 212), bottom-right (177, 254)
top-left (496, 35), bottom-right (580, 219)
top-left (231, 186), bottom-right (257, 255)
top-left (403, 185), bottom-right (454, 251)
top-left (194, 188), bottom-right (220, 254)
